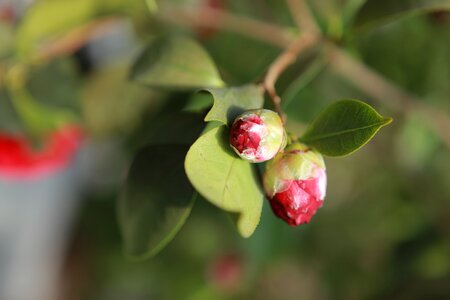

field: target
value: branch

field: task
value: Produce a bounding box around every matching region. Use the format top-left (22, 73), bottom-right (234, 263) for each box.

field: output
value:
top-left (327, 45), bottom-right (450, 148)
top-left (285, 0), bottom-right (320, 33)
top-left (262, 33), bottom-right (319, 122)
top-left (35, 17), bottom-right (121, 62)
top-left (158, 6), bottom-right (293, 48)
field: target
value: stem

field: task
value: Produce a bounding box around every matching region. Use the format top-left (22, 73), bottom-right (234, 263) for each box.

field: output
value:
top-left (285, 0), bottom-right (320, 33)
top-left (159, 6), bottom-right (294, 48)
top-left (262, 33), bottom-right (319, 122)
top-left (35, 17), bottom-right (120, 62)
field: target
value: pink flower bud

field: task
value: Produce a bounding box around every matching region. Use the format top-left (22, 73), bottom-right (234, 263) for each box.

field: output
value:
top-left (230, 109), bottom-right (285, 163)
top-left (263, 142), bottom-right (326, 226)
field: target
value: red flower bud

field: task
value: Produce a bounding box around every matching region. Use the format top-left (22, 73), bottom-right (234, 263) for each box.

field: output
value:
top-left (263, 142), bottom-right (326, 226)
top-left (230, 109), bottom-right (285, 163)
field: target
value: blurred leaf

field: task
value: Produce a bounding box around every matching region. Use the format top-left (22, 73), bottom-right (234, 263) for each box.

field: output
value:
top-left (130, 35), bottom-right (225, 89)
top-left (16, 0), bottom-right (97, 58)
top-left (0, 22), bottom-right (14, 57)
top-left (204, 32), bottom-right (280, 85)
top-left (204, 84), bottom-right (264, 125)
top-left (354, 0), bottom-right (450, 30)
top-left (82, 65), bottom-right (164, 137)
top-left (15, 0), bottom-right (142, 59)
top-left (307, 0), bottom-right (345, 39)
top-left (185, 126), bottom-right (264, 237)
top-left (300, 99), bottom-right (392, 156)
top-left (395, 114), bottom-right (440, 170)
top-left (145, 0), bottom-right (158, 13)
top-left (129, 112), bottom-right (205, 150)
top-left (183, 92), bottom-right (213, 113)
top-left (28, 59), bottom-right (81, 112)
top-left (0, 89), bottom-right (23, 133)
top-left (118, 144), bottom-right (195, 259)
top-left (8, 85), bottom-right (78, 136)
top-left (282, 57), bottom-right (327, 109)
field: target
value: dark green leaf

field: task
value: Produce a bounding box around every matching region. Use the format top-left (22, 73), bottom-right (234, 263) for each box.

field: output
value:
top-left (300, 99), bottom-right (392, 156)
top-left (185, 126), bottom-right (264, 237)
top-left (354, 0), bottom-right (450, 30)
top-left (8, 85), bottom-right (78, 137)
top-left (28, 59), bottom-right (81, 113)
top-left (282, 57), bottom-right (327, 110)
top-left (118, 144), bottom-right (195, 259)
top-left (130, 35), bottom-right (225, 89)
top-left (129, 112), bottom-right (205, 150)
top-left (0, 89), bottom-right (23, 133)
top-left (204, 84), bottom-right (264, 125)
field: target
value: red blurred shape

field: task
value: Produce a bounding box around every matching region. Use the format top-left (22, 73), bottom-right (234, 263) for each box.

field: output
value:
top-left (207, 252), bottom-right (244, 293)
top-left (0, 126), bottom-right (84, 180)
top-left (0, 4), bottom-right (15, 23)
top-left (197, 0), bottom-right (224, 40)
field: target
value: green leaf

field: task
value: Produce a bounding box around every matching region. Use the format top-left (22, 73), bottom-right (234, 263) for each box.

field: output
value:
top-left (282, 57), bottom-right (327, 110)
top-left (354, 0), bottom-right (450, 30)
top-left (118, 144), bottom-right (195, 259)
top-left (82, 65), bottom-right (165, 137)
top-left (204, 84), bottom-right (264, 125)
top-left (145, 0), bottom-right (158, 12)
top-left (129, 112), bottom-right (205, 150)
top-left (0, 89), bottom-right (23, 133)
top-left (28, 59), bottom-right (81, 113)
top-left (185, 126), bottom-right (264, 237)
top-left (16, 0), bottom-right (97, 58)
top-left (130, 35), bottom-right (225, 89)
top-left (300, 99), bottom-right (392, 156)
top-left (0, 23), bottom-right (14, 58)
top-left (8, 86), bottom-right (78, 137)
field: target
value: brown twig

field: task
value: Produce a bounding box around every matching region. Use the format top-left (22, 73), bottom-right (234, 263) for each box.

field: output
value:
top-left (285, 0), bottom-right (320, 33)
top-left (35, 17), bottom-right (121, 61)
top-left (262, 33), bottom-right (319, 122)
top-left (158, 6), bottom-right (294, 48)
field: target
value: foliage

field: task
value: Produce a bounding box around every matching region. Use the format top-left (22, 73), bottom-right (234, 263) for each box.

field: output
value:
top-left (1, 0), bottom-right (450, 298)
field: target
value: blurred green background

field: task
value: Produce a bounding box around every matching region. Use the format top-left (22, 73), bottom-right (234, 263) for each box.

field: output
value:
top-left (0, 0), bottom-right (449, 299)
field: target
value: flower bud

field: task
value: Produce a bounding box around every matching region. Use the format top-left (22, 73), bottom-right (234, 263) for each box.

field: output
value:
top-left (263, 142), bottom-right (326, 226)
top-left (230, 109), bottom-right (285, 163)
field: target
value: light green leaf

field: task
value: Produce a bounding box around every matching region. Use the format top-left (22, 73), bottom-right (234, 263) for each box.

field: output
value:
top-left (185, 126), bottom-right (264, 237)
top-left (118, 145), bottom-right (195, 259)
top-left (300, 99), bottom-right (392, 156)
top-left (204, 84), bottom-right (264, 125)
top-left (145, 0), bottom-right (158, 12)
top-left (354, 0), bottom-right (450, 30)
top-left (130, 35), bottom-right (225, 89)
top-left (16, 0), bottom-right (97, 58)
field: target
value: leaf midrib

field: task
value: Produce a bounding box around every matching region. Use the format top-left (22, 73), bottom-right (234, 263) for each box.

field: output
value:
top-left (301, 119), bottom-right (390, 142)
top-left (221, 157), bottom-right (238, 208)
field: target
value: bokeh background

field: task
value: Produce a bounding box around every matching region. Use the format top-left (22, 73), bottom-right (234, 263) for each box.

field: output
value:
top-left (0, 0), bottom-right (449, 299)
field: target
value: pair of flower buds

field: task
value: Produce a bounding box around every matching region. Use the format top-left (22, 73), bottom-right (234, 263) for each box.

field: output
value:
top-left (229, 109), bottom-right (326, 226)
